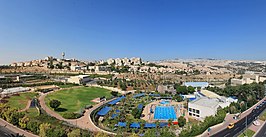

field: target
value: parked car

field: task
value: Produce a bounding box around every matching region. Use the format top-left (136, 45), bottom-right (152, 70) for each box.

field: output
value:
top-left (253, 120), bottom-right (261, 126)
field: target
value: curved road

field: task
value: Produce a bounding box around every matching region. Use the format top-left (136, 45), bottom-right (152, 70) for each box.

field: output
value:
top-left (212, 98), bottom-right (266, 137)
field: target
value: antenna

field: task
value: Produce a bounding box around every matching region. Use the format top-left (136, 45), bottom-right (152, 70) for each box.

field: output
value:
top-left (62, 52), bottom-right (65, 59)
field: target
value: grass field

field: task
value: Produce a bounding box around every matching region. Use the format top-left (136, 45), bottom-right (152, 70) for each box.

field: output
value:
top-left (259, 111), bottom-right (266, 121)
top-left (25, 107), bottom-right (40, 118)
top-left (238, 129), bottom-right (255, 137)
top-left (6, 92), bottom-right (38, 110)
top-left (45, 87), bottom-right (112, 114)
top-left (58, 84), bottom-right (79, 89)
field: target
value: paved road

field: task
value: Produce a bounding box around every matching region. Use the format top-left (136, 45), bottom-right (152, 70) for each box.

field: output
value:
top-left (254, 120), bottom-right (266, 137)
top-left (0, 126), bottom-right (16, 137)
top-left (212, 100), bottom-right (266, 137)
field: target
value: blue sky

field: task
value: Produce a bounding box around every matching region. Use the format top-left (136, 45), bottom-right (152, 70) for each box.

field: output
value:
top-left (0, 0), bottom-right (266, 64)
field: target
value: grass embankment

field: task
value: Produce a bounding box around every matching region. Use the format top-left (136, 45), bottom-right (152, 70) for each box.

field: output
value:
top-left (45, 87), bottom-right (112, 115)
top-left (259, 111), bottom-right (266, 121)
top-left (6, 92), bottom-right (38, 110)
top-left (238, 129), bottom-right (255, 137)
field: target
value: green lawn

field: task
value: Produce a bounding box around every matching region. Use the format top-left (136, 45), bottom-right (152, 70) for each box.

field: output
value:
top-left (259, 111), bottom-right (266, 121)
top-left (25, 107), bottom-right (40, 118)
top-left (238, 129), bottom-right (255, 137)
top-left (6, 92), bottom-right (38, 110)
top-left (45, 87), bottom-right (112, 114)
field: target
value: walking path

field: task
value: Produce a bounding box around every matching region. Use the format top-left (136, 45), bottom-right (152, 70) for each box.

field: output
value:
top-left (0, 118), bottom-right (38, 137)
top-left (18, 100), bottom-right (31, 112)
top-left (38, 90), bottom-right (116, 135)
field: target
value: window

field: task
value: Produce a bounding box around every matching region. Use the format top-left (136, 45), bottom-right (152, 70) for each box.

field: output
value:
top-left (193, 109), bottom-right (195, 113)
top-left (196, 110), bottom-right (200, 114)
top-left (189, 113), bottom-right (192, 116)
top-left (189, 108), bottom-right (192, 112)
top-left (196, 115), bottom-right (199, 117)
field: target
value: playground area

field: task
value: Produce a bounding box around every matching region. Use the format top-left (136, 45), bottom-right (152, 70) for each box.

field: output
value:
top-left (142, 99), bottom-right (186, 122)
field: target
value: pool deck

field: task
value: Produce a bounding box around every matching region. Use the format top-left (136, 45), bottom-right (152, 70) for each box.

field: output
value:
top-left (142, 100), bottom-right (185, 122)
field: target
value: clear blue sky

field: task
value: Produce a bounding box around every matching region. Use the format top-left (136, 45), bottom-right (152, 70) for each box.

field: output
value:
top-left (0, 0), bottom-right (266, 64)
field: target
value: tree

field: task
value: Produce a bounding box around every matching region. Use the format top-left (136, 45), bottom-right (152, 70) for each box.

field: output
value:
top-left (173, 94), bottom-right (183, 102)
top-left (178, 116), bottom-right (186, 127)
top-left (46, 126), bottom-right (66, 137)
top-left (27, 121), bottom-right (40, 134)
top-left (95, 132), bottom-right (108, 137)
top-left (19, 116), bottom-right (29, 129)
top-left (111, 91), bottom-right (119, 97)
top-left (49, 99), bottom-right (61, 110)
top-left (39, 123), bottom-right (51, 137)
top-left (67, 129), bottom-right (81, 137)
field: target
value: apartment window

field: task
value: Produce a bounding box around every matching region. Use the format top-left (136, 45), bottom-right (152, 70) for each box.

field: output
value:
top-left (193, 114), bottom-right (195, 116)
top-left (189, 108), bottom-right (192, 112)
top-left (193, 109), bottom-right (195, 113)
top-left (189, 113), bottom-right (192, 116)
top-left (196, 110), bottom-right (200, 114)
top-left (196, 115), bottom-right (199, 117)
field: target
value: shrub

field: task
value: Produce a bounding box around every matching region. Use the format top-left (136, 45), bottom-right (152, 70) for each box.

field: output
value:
top-left (62, 112), bottom-right (81, 119)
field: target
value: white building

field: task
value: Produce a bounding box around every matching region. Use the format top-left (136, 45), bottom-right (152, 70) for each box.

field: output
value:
top-left (184, 82), bottom-right (209, 89)
top-left (67, 75), bottom-right (91, 85)
top-left (1, 87), bottom-right (30, 96)
top-left (70, 66), bottom-right (82, 71)
top-left (131, 57), bottom-right (142, 65)
top-left (115, 58), bottom-right (123, 66)
top-left (231, 74), bottom-right (266, 86)
top-left (188, 96), bottom-right (237, 119)
top-left (107, 58), bottom-right (115, 65)
top-left (122, 58), bottom-right (131, 66)
top-left (188, 97), bottom-right (220, 119)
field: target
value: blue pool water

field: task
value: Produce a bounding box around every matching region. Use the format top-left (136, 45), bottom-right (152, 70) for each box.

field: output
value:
top-left (160, 100), bottom-right (170, 105)
top-left (154, 106), bottom-right (177, 120)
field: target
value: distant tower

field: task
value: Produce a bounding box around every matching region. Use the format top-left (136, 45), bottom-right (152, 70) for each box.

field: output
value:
top-left (62, 52), bottom-right (65, 59)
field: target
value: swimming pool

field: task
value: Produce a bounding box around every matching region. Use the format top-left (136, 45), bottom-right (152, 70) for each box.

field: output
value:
top-left (160, 100), bottom-right (170, 105)
top-left (154, 106), bottom-right (177, 120)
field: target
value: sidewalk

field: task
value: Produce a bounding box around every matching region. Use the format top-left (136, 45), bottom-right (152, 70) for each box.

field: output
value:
top-left (0, 118), bottom-right (38, 137)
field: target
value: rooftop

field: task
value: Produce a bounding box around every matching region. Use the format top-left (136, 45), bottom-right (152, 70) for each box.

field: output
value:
top-left (190, 97), bottom-right (220, 109)
top-left (184, 82), bottom-right (209, 88)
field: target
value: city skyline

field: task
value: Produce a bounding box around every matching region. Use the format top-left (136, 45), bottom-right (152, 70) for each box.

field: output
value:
top-left (1, 0), bottom-right (266, 64)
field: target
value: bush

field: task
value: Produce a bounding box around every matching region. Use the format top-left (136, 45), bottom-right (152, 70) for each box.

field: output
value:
top-left (0, 100), bottom-right (8, 103)
top-left (49, 99), bottom-right (61, 110)
top-left (62, 112), bottom-right (81, 119)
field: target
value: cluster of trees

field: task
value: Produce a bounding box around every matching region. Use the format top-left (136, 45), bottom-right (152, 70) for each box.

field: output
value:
top-left (131, 107), bottom-right (142, 119)
top-left (179, 109), bottom-right (227, 137)
top-left (89, 74), bottom-right (113, 79)
top-left (111, 91), bottom-right (119, 97)
top-left (0, 104), bottom-right (90, 137)
top-left (110, 65), bottom-right (130, 73)
top-left (178, 116), bottom-right (186, 127)
top-left (206, 82), bottom-right (265, 104)
top-left (174, 84), bottom-right (195, 95)
top-left (146, 63), bottom-right (168, 68)
top-left (98, 77), bottom-right (157, 91)
top-left (175, 70), bottom-right (187, 75)
top-left (172, 94), bottom-right (183, 102)
top-left (142, 128), bottom-right (175, 137)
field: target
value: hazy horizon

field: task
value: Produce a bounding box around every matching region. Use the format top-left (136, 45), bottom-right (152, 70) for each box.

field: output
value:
top-left (1, 0), bottom-right (266, 64)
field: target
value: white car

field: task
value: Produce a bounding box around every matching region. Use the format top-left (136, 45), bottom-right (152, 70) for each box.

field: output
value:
top-left (253, 120), bottom-right (261, 126)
